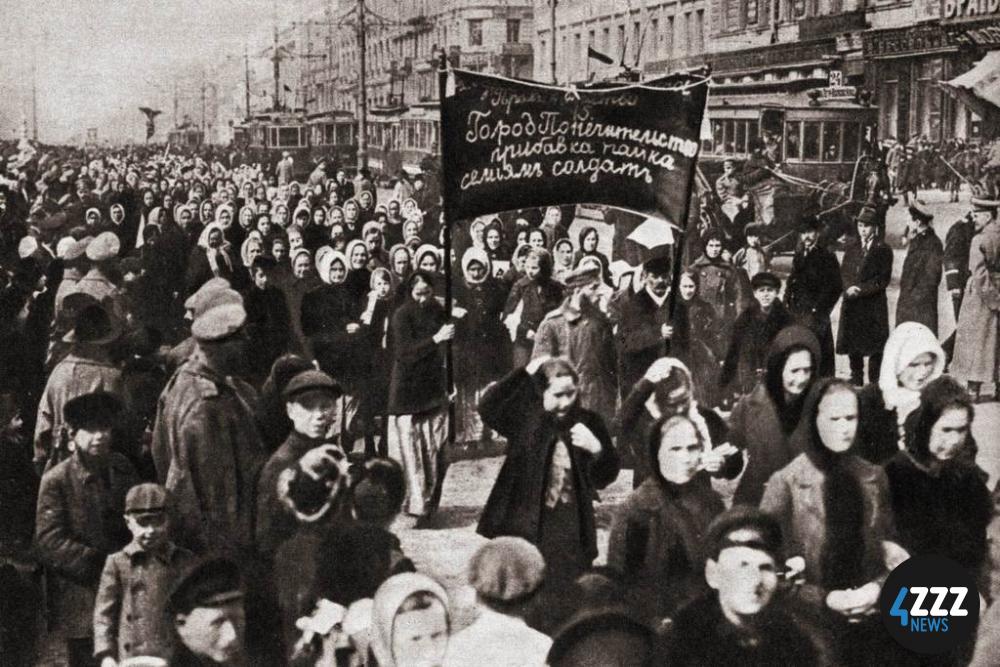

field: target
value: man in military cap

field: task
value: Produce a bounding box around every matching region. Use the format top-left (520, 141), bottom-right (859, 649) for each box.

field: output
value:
top-left (784, 215), bottom-right (842, 377)
top-left (94, 483), bottom-right (195, 665)
top-left (897, 199), bottom-right (944, 335)
top-left (151, 288), bottom-right (265, 558)
top-left (73, 230), bottom-right (126, 321)
top-left (532, 263), bottom-right (618, 424)
top-left (163, 277), bottom-right (235, 371)
top-left (35, 392), bottom-right (138, 667)
top-left (167, 558), bottom-right (248, 666)
top-left (34, 299), bottom-right (124, 471)
top-left (660, 507), bottom-right (828, 664)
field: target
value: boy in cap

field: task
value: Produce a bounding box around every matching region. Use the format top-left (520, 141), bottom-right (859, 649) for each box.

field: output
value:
top-left (36, 392), bottom-right (139, 667)
top-left (732, 223), bottom-right (770, 280)
top-left (93, 483), bottom-right (195, 665)
top-left (661, 507), bottom-right (828, 665)
top-left (444, 537), bottom-right (552, 667)
top-left (720, 271), bottom-right (793, 396)
top-left (167, 557), bottom-right (248, 666)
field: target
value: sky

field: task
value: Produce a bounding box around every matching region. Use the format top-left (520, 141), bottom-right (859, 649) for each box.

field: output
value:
top-left (0, 0), bottom-right (324, 144)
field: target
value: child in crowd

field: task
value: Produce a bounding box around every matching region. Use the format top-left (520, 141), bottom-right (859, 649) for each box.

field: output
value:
top-left (93, 483), bottom-right (194, 665)
top-left (720, 272), bottom-right (793, 397)
top-left (732, 223), bottom-right (770, 280)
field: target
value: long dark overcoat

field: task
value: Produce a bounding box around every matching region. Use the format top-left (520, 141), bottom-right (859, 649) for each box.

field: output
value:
top-left (837, 237), bottom-right (893, 355)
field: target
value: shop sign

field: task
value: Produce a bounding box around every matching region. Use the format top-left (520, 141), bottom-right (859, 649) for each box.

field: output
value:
top-left (863, 23), bottom-right (972, 58)
top-left (942, 0), bottom-right (1000, 22)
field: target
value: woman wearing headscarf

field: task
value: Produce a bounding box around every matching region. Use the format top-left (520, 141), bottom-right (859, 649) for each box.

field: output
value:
top-left (552, 238), bottom-right (575, 283)
top-left (503, 247), bottom-right (564, 368)
top-left (388, 244), bottom-right (413, 288)
top-left (856, 322), bottom-right (946, 465)
top-left (343, 198), bottom-right (362, 241)
top-left (184, 222), bottom-right (238, 295)
top-left (760, 378), bottom-right (902, 666)
top-left (285, 247), bottom-right (318, 355)
top-left (607, 413), bottom-right (725, 627)
top-left (402, 219), bottom-right (422, 252)
top-left (730, 325), bottom-right (821, 506)
top-left (688, 229), bottom-right (750, 359)
top-left (197, 199), bottom-right (215, 229)
top-left (366, 573), bottom-right (451, 667)
top-left (228, 204), bottom-right (254, 251)
top-left (239, 232), bottom-right (265, 289)
top-left (413, 244), bottom-right (444, 296)
top-left (574, 226), bottom-right (612, 286)
top-left (301, 205), bottom-right (328, 252)
top-left (387, 271), bottom-right (454, 521)
top-left (357, 267), bottom-right (398, 458)
top-left (174, 203), bottom-right (202, 250)
top-left (356, 189), bottom-right (377, 226)
top-left (300, 248), bottom-right (366, 445)
top-left (885, 377), bottom-right (990, 588)
top-left (84, 206), bottom-right (103, 232)
top-left (384, 200), bottom-right (406, 249)
top-left (363, 221), bottom-right (390, 270)
top-left (483, 219), bottom-right (509, 264)
top-left (477, 357), bottom-right (620, 587)
top-left (453, 248), bottom-right (509, 445)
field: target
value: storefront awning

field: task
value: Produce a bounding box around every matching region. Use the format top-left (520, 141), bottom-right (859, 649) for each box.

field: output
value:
top-left (940, 50), bottom-right (1000, 114)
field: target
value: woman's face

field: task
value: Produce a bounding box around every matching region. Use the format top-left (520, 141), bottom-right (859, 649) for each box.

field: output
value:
top-left (393, 251), bottom-right (411, 275)
top-left (816, 388), bottom-right (858, 453)
top-left (328, 260), bottom-right (346, 284)
top-left (329, 208), bottom-right (344, 225)
top-left (143, 191), bottom-right (154, 207)
top-left (391, 600), bottom-right (449, 667)
top-left (274, 207), bottom-right (288, 226)
top-left (403, 222), bottom-right (419, 243)
top-left (542, 374), bottom-right (578, 418)
top-left (471, 223), bottom-right (485, 246)
top-left (515, 230), bottom-right (528, 247)
top-left (208, 229), bottom-right (223, 248)
top-left (528, 231), bottom-right (545, 249)
top-left (162, 194), bottom-right (174, 210)
top-left (555, 242), bottom-right (573, 266)
top-left (350, 244), bottom-right (369, 269)
top-left (583, 230), bottom-right (598, 252)
top-left (706, 238), bottom-right (723, 259)
top-left (486, 229), bottom-right (501, 250)
top-left (288, 232), bottom-right (303, 251)
top-left (219, 209), bottom-right (232, 228)
top-left (466, 261), bottom-right (486, 282)
top-left (679, 275), bottom-right (697, 301)
top-left (898, 352), bottom-right (937, 392)
top-left (313, 209), bottom-right (327, 226)
top-left (358, 191), bottom-right (373, 209)
top-left (344, 201), bottom-right (359, 222)
top-left (523, 256), bottom-right (541, 280)
top-left (257, 217), bottom-right (272, 236)
top-left (86, 210), bottom-right (100, 225)
top-left (247, 244), bottom-right (262, 265)
top-left (272, 242), bottom-right (287, 262)
top-left (782, 349), bottom-right (814, 397)
top-left (239, 208), bottom-right (253, 229)
top-left (201, 202), bottom-right (214, 220)
top-left (544, 207), bottom-right (562, 226)
top-left (388, 201), bottom-right (401, 217)
top-left (110, 207), bottom-right (124, 224)
top-left (179, 209), bottom-right (193, 226)
top-left (293, 253), bottom-right (311, 278)
top-left (418, 254), bottom-right (439, 273)
top-left (373, 275), bottom-right (392, 299)
top-left (255, 185), bottom-right (267, 200)
top-left (929, 406), bottom-right (970, 461)
top-left (657, 420), bottom-right (702, 484)
top-left (411, 278), bottom-right (433, 304)
top-left (290, 183), bottom-right (301, 196)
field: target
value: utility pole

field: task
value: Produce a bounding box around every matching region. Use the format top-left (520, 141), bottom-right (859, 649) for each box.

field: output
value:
top-left (30, 45), bottom-right (38, 141)
top-left (550, 0), bottom-right (558, 83)
top-left (244, 44), bottom-right (252, 119)
top-left (272, 0), bottom-right (281, 110)
top-left (173, 80), bottom-right (179, 129)
top-left (200, 69), bottom-right (207, 133)
top-left (356, 0), bottom-right (368, 171)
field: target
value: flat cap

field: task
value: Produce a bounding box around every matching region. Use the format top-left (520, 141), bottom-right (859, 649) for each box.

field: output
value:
top-left (563, 263), bottom-right (601, 289)
top-left (125, 483), bottom-right (168, 515)
top-left (167, 557), bottom-right (244, 615)
top-left (184, 277), bottom-right (233, 313)
top-left (908, 200), bottom-right (934, 224)
top-left (191, 289), bottom-right (246, 341)
top-left (56, 236), bottom-right (76, 259)
top-left (64, 391), bottom-right (122, 430)
top-left (282, 369), bottom-right (342, 401)
top-left (468, 537), bottom-right (546, 603)
top-left (86, 231), bottom-right (121, 261)
top-left (750, 271), bottom-right (781, 291)
top-left (17, 236), bottom-right (38, 259)
top-left (705, 506), bottom-right (783, 560)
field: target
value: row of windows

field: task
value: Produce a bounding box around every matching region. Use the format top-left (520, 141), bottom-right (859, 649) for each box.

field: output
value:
top-left (704, 118), bottom-right (862, 163)
top-left (368, 119), bottom-right (439, 152)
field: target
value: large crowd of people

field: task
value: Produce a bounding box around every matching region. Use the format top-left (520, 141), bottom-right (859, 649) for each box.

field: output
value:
top-left (0, 136), bottom-right (999, 666)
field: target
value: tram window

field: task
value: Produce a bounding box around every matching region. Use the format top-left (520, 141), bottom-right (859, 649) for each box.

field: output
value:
top-left (842, 123), bottom-right (860, 161)
top-left (802, 122), bottom-right (820, 161)
top-left (279, 127), bottom-right (300, 147)
top-left (822, 122), bottom-right (841, 162)
top-left (712, 120), bottom-right (723, 155)
top-left (747, 120), bottom-right (759, 147)
top-left (735, 121), bottom-right (747, 155)
top-left (784, 121), bottom-right (801, 160)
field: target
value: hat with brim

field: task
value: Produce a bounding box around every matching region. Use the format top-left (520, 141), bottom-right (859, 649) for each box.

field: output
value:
top-left (63, 391), bottom-right (122, 431)
top-left (750, 271), bottom-right (781, 291)
top-left (564, 263), bottom-right (601, 289)
top-left (856, 206), bottom-right (878, 226)
top-left (125, 483), bottom-right (168, 516)
top-left (283, 369), bottom-right (342, 401)
top-left (167, 557), bottom-right (244, 616)
top-left (971, 182), bottom-right (1000, 211)
top-left (797, 214), bottom-right (823, 232)
top-left (908, 200), bottom-right (934, 224)
top-left (641, 255), bottom-right (671, 277)
top-left (64, 302), bottom-right (123, 345)
top-left (184, 277), bottom-right (232, 312)
top-left (191, 291), bottom-right (247, 342)
top-left (547, 607), bottom-right (654, 667)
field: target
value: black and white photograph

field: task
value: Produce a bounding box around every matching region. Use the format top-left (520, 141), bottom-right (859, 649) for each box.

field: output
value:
top-left (0, 0), bottom-right (999, 664)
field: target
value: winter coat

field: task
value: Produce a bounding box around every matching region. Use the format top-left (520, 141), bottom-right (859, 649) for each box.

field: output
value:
top-left (720, 301), bottom-right (793, 393)
top-left (837, 237), bottom-right (893, 355)
top-left (504, 276), bottom-right (564, 359)
top-left (855, 383), bottom-right (902, 465)
top-left (785, 244), bottom-right (842, 375)
top-left (688, 255), bottom-right (749, 328)
top-left (944, 216), bottom-right (975, 293)
top-left (885, 453), bottom-right (991, 575)
top-left (897, 228), bottom-right (944, 334)
top-left (35, 453), bottom-right (138, 638)
top-left (93, 542), bottom-right (195, 661)
top-left (952, 222), bottom-right (1000, 383)
top-left (607, 475), bottom-right (724, 624)
top-left (444, 608), bottom-right (552, 667)
top-left (150, 351), bottom-right (266, 557)
top-left (183, 245), bottom-right (239, 297)
top-left (532, 299), bottom-right (618, 424)
top-left (243, 285), bottom-right (292, 382)
top-left (72, 268), bottom-right (127, 321)
top-left (300, 283), bottom-right (366, 391)
top-left (612, 288), bottom-right (687, 399)
top-left (477, 368), bottom-right (620, 561)
top-left (387, 298), bottom-right (449, 415)
top-left (760, 453), bottom-right (894, 600)
top-left (453, 278), bottom-right (509, 388)
top-left (661, 593), bottom-right (831, 666)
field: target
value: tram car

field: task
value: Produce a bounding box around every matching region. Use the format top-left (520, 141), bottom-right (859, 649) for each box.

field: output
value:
top-left (696, 91), bottom-right (881, 252)
top-left (232, 110), bottom-right (358, 180)
top-left (167, 125), bottom-right (205, 150)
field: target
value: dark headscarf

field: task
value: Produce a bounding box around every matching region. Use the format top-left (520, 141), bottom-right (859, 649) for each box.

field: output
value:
top-left (903, 376), bottom-right (974, 470)
top-left (795, 378), bottom-right (865, 591)
top-left (763, 325), bottom-right (820, 435)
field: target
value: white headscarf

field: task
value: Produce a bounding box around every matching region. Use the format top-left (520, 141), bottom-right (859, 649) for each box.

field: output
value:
top-left (370, 573), bottom-right (450, 667)
top-left (198, 222), bottom-right (232, 276)
top-left (878, 322), bottom-right (947, 421)
top-left (643, 357), bottom-right (714, 451)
